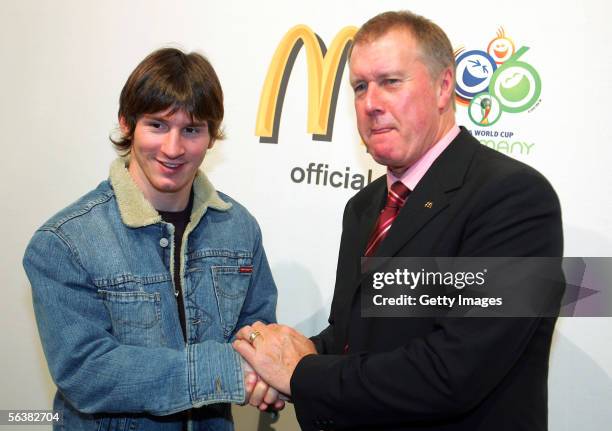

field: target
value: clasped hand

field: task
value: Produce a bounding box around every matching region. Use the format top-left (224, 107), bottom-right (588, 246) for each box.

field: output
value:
top-left (235, 321), bottom-right (317, 409)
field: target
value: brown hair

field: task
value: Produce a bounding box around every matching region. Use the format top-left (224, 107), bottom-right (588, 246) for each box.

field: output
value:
top-left (352, 10), bottom-right (455, 81)
top-left (111, 48), bottom-right (225, 154)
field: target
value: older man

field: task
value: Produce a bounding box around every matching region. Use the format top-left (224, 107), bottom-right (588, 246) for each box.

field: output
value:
top-left (235, 10), bottom-right (562, 431)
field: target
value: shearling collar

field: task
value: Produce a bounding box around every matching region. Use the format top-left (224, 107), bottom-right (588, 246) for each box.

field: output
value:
top-left (109, 157), bottom-right (231, 228)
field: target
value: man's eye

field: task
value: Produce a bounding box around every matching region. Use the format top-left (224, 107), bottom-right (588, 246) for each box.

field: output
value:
top-left (383, 78), bottom-right (400, 85)
top-left (353, 83), bottom-right (366, 94)
top-left (185, 122), bottom-right (209, 135)
top-left (184, 125), bottom-right (206, 135)
top-left (147, 121), bottom-right (164, 130)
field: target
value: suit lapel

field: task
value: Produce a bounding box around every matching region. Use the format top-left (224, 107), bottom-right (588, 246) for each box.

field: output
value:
top-left (355, 183), bottom-right (387, 256)
top-left (375, 185), bottom-right (449, 258)
top-left (333, 177), bottom-right (385, 339)
top-left (377, 128), bottom-right (478, 257)
top-left (337, 129), bottom-right (480, 341)
top-left (354, 128), bottom-right (479, 284)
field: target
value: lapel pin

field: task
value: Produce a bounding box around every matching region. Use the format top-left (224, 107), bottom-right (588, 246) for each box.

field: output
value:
top-left (424, 201), bottom-right (433, 209)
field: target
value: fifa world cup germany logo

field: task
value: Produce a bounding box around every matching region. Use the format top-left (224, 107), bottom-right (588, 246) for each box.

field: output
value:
top-left (480, 97), bottom-right (492, 125)
top-left (456, 28), bottom-right (542, 127)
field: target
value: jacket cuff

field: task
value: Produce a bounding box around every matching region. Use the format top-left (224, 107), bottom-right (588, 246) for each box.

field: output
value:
top-left (188, 341), bottom-right (245, 406)
top-left (291, 354), bottom-right (345, 430)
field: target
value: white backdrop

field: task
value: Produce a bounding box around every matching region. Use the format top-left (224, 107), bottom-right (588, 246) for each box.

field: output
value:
top-left (1, 1), bottom-right (610, 429)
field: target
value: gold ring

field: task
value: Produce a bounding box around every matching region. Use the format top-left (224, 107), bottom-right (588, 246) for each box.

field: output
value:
top-left (248, 330), bottom-right (261, 345)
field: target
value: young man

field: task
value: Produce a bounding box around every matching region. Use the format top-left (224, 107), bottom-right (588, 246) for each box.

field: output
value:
top-left (234, 11), bottom-right (563, 430)
top-left (24, 48), bottom-right (280, 431)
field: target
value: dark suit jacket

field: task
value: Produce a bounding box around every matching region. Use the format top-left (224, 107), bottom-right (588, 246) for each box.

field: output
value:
top-left (290, 129), bottom-right (563, 430)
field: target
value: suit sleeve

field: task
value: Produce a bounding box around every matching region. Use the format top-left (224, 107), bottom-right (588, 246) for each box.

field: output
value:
top-left (290, 166), bottom-right (563, 430)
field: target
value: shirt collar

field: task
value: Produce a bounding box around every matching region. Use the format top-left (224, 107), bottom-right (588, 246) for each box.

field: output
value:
top-left (109, 157), bottom-right (231, 228)
top-left (387, 125), bottom-right (460, 191)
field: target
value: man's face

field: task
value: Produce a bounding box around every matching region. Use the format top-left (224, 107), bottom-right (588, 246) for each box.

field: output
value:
top-left (349, 28), bottom-right (452, 175)
top-left (123, 108), bottom-right (211, 211)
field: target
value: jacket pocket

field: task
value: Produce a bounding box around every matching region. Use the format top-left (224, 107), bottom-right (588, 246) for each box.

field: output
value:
top-left (99, 290), bottom-right (165, 347)
top-left (211, 265), bottom-right (252, 338)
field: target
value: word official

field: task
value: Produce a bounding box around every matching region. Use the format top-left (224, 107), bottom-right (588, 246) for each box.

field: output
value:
top-left (290, 162), bottom-right (373, 190)
top-left (373, 294), bottom-right (503, 308)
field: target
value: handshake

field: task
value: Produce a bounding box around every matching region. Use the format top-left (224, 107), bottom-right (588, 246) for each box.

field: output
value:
top-left (233, 322), bottom-right (318, 411)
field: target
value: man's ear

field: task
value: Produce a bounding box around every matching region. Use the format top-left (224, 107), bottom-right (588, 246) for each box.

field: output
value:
top-left (437, 67), bottom-right (455, 111)
top-left (118, 116), bottom-right (129, 135)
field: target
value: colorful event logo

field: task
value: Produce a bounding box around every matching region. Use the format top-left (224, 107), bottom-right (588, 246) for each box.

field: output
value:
top-left (456, 28), bottom-right (541, 126)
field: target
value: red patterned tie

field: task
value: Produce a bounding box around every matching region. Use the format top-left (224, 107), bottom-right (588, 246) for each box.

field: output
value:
top-left (364, 181), bottom-right (411, 257)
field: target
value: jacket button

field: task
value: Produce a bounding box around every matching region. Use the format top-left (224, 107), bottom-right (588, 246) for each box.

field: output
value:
top-left (159, 237), bottom-right (169, 248)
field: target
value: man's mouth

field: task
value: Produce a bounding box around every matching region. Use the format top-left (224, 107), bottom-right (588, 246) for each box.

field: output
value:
top-left (158, 160), bottom-right (183, 169)
top-left (370, 127), bottom-right (394, 135)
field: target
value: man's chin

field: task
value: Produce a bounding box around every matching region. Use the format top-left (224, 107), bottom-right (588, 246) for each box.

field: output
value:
top-left (368, 150), bottom-right (398, 167)
top-left (366, 137), bottom-right (398, 156)
top-left (152, 182), bottom-right (188, 195)
top-left (368, 153), bottom-right (411, 175)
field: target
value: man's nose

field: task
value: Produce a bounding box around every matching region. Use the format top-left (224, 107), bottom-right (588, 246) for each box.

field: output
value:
top-left (160, 129), bottom-right (185, 158)
top-left (364, 84), bottom-right (383, 116)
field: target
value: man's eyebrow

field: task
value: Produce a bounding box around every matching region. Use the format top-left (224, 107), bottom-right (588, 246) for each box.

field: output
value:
top-left (376, 70), bottom-right (404, 79)
top-left (188, 120), bottom-right (208, 127)
top-left (141, 114), bottom-right (166, 121)
top-left (349, 77), bottom-right (362, 87)
top-left (140, 114), bottom-right (208, 127)
top-left (350, 71), bottom-right (404, 85)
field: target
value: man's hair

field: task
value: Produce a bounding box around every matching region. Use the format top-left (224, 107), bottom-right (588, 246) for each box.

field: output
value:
top-left (352, 10), bottom-right (455, 81)
top-left (111, 48), bottom-right (225, 154)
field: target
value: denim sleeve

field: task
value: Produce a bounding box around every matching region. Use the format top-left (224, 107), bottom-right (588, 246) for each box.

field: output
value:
top-left (231, 222), bottom-right (278, 338)
top-left (23, 229), bottom-right (246, 415)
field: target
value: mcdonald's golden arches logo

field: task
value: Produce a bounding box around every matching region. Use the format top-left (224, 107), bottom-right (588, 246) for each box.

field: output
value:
top-left (256, 25), bottom-right (358, 143)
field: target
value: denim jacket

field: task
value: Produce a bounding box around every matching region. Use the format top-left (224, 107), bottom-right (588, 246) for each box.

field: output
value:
top-left (23, 158), bottom-right (277, 430)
